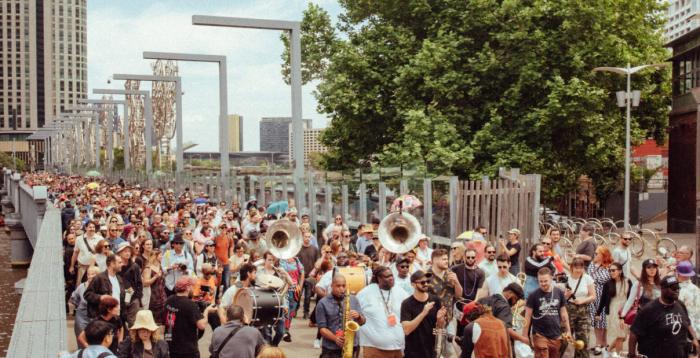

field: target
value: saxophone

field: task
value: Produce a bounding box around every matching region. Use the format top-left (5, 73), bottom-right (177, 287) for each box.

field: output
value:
top-left (342, 293), bottom-right (360, 358)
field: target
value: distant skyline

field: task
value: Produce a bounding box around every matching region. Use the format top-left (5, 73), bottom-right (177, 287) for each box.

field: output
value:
top-left (87, 0), bottom-right (342, 151)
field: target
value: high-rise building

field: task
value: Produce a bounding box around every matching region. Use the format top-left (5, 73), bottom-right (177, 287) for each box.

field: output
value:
top-left (289, 127), bottom-right (327, 164)
top-left (259, 117), bottom-right (311, 153)
top-left (0, 0), bottom-right (87, 163)
top-left (665, 0), bottom-right (700, 42)
top-left (227, 114), bottom-right (243, 152)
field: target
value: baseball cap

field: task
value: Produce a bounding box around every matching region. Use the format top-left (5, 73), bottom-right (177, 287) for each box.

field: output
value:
top-left (642, 258), bottom-right (659, 268)
top-left (677, 261), bottom-right (696, 277)
top-left (660, 275), bottom-right (680, 288)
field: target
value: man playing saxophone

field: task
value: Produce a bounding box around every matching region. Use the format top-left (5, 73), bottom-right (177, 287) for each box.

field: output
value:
top-left (316, 274), bottom-right (365, 358)
top-left (427, 248), bottom-right (463, 356)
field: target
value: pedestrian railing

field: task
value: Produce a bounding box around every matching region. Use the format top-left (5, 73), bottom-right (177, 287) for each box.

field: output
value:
top-left (3, 169), bottom-right (67, 357)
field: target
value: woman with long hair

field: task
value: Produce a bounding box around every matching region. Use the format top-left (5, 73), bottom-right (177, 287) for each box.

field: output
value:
top-left (94, 239), bottom-right (110, 272)
top-left (598, 262), bottom-right (632, 358)
top-left (621, 258), bottom-right (660, 322)
top-left (142, 250), bottom-right (166, 324)
top-left (135, 238), bottom-right (153, 270)
top-left (117, 310), bottom-right (169, 358)
top-left (588, 246), bottom-right (613, 355)
top-left (566, 258), bottom-right (596, 358)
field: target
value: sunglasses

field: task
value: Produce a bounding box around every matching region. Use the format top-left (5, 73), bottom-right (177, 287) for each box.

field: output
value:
top-left (110, 229), bottom-right (120, 232)
top-left (323, 251), bottom-right (331, 254)
top-left (486, 251), bottom-right (496, 254)
top-left (542, 242), bottom-right (551, 246)
top-left (498, 265), bottom-right (508, 269)
top-left (466, 256), bottom-right (476, 260)
top-left (414, 280), bottom-right (429, 285)
top-left (398, 265), bottom-right (409, 269)
top-left (609, 269), bottom-right (619, 272)
top-left (622, 237), bottom-right (632, 241)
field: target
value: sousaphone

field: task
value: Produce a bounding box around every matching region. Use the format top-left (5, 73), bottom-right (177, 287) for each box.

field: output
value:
top-left (265, 219), bottom-right (303, 259)
top-left (378, 211), bottom-right (422, 254)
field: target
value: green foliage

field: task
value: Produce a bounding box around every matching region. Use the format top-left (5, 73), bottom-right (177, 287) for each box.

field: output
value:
top-left (285, 0), bottom-right (671, 202)
top-left (0, 151), bottom-right (24, 171)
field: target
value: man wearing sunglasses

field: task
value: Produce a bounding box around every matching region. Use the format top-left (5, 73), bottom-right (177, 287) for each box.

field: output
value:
top-left (478, 244), bottom-right (499, 279)
top-left (400, 270), bottom-right (447, 358)
top-left (452, 248), bottom-right (485, 302)
top-left (629, 275), bottom-right (698, 358)
top-left (476, 255), bottom-right (517, 300)
top-left (613, 233), bottom-right (638, 281)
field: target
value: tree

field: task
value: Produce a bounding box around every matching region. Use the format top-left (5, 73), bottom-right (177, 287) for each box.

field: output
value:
top-left (285, 0), bottom-right (670, 202)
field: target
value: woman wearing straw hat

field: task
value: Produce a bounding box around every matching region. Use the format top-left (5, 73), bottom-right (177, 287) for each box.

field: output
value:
top-left (117, 310), bottom-right (169, 358)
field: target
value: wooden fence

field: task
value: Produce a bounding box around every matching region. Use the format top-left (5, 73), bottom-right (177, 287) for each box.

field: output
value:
top-left (456, 171), bottom-right (541, 247)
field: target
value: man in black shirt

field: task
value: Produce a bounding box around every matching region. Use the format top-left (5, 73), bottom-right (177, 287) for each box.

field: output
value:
top-left (401, 271), bottom-right (447, 358)
top-left (164, 276), bottom-right (217, 358)
top-left (116, 242), bottom-right (142, 327)
top-left (522, 267), bottom-right (570, 358)
top-left (451, 248), bottom-right (485, 302)
top-left (477, 282), bottom-right (530, 345)
top-left (629, 275), bottom-right (699, 358)
top-left (297, 231), bottom-right (320, 319)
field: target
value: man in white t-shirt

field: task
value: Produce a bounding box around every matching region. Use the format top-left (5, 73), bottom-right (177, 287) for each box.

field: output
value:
top-left (478, 244), bottom-right (498, 279)
top-left (69, 221), bottom-right (104, 288)
top-left (613, 233), bottom-right (637, 281)
top-left (315, 252), bottom-right (350, 298)
top-left (357, 266), bottom-right (409, 357)
top-left (476, 255), bottom-right (518, 300)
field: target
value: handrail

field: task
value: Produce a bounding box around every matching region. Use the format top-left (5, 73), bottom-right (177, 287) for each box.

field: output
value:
top-left (7, 206), bottom-right (66, 356)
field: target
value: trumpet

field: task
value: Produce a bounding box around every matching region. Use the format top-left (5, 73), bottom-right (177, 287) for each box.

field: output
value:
top-left (516, 272), bottom-right (527, 287)
top-left (563, 332), bottom-right (585, 351)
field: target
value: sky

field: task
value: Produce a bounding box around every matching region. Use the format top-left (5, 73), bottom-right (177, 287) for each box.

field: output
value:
top-left (87, 0), bottom-right (342, 152)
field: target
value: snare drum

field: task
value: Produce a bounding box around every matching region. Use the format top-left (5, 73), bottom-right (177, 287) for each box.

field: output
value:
top-left (336, 267), bottom-right (367, 294)
top-left (233, 287), bottom-right (284, 327)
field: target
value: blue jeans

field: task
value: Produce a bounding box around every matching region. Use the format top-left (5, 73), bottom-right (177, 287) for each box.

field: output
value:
top-left (262, 319), bottom-right (285, 346)
top-left (524, 275), bottom-right (539, 299)
top-left (221, 264), bottom-right (231, 292)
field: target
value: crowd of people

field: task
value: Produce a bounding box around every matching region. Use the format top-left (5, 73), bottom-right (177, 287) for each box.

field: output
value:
top-left (16, 171), bottom-right (697, 358)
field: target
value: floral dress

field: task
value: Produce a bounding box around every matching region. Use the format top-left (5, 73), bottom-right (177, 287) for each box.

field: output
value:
top-left (587, 263), bottom-right (611, 329)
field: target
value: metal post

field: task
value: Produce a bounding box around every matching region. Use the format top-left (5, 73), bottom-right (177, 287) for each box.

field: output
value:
top-left (624, 63), bottom-right (631, 230)
top-left (325, 184), bottom-right (333, 222)
top-left (176, 79), bottom-right (183, 172)
top-left (341, 184), bottom-right (349, 221)
top-left (359, 183), bottom-right (367, 224)
top-left (400, 179), bottom-right (408, 196)
top-left (378, 182), bottom-right (387, 217)
top-left (145, 93), bottom-right (153, 175)
top-left (424, 178), bottom-right (433, 237)
top-left (449, 176), bottom-right (459, 240)
top-left (219, 61), bottom-right (230, 181)
top-left (290, 26), bottom-right (304, 208)
top-left (94, 115), bottom-right (101, 169)
top-left (107, 107), bottom-right (114, 170)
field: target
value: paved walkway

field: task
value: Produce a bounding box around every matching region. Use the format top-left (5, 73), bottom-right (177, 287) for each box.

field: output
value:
top-left (68, 315), bottom-right (319, 357)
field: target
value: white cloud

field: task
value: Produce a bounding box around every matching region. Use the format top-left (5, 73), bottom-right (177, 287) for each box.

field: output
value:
top-left (87, 0), bottom-right (338, 151)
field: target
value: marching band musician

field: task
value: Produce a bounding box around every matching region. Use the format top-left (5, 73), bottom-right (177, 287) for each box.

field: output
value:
top-left (400, 270), bottom-right (447, 358)
top-left (357, 266), bottom-right (410, 358)
top-left (258, 251), bottom-right (293, 346)
top-left (219, 263), bottom-right (257, 309)
top-left (315, 252), bottom-right (351, 299)
top-left (460, 302), bottom-right (511, 358)
top-left (426, 248), bottom-right (463, 356)
top-left (315, 274), bottom-right (365, 358)
top-left (475, 282), bottom-right (530, 345)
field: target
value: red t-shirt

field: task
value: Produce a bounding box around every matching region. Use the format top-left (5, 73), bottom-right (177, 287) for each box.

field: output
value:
top-left (214, 234), bottom-right (233, 265)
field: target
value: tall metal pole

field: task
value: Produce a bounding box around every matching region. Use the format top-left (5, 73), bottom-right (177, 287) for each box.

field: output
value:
top-left (624, 63), bottom-right (631, 230)
top-left (219, 61), bottom-right (229, 180)
top-left (176, 80), bottom-right (183, 172)
top-left (145, 93), bottom-right (153, 174)
top-left (290, 25), bottom-right (305, 209)
top-left (124, 104), bottom-right (130, 170)
top-left (95, 114), bottom-right (101, 169)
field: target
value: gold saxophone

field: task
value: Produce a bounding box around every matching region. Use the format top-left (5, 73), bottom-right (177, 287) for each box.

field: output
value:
top-left (342, 293), bottom-right (360, 358)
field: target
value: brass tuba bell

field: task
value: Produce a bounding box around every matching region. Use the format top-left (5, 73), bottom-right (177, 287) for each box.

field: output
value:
top-left (378, 211), bottom-right (422, 254)
top-left (265, 219), bottom-right (303, 259)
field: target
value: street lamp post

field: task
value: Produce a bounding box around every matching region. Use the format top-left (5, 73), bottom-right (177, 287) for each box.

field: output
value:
top-left (593, 63), bottom-right (667, 230)
top-left (142, 52), bottom-right (228, 182)
top-left (112, 74), bottom-right (182, 172)
top-left (191, 15), bottom-right (306, 209)
top-left (93, 88), bottom-right (154, 175)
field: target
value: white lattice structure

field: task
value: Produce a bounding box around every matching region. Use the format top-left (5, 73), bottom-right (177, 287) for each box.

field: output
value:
top-left (126, 80), bottom-right (145, 168)
top-left (151, 60), bottom-right (179, 167)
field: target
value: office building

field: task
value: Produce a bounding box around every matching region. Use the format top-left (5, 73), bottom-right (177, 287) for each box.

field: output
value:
top-left (665, 0), bottom-right (700, 42)
top-left (289, 127), bottom-right (327, 165)
top-left (259, 116), bottom-right (311, 153)
top-left (0, 0), bottom-right (87, 163)
top-left (227, 114), bottom-right (243, 152)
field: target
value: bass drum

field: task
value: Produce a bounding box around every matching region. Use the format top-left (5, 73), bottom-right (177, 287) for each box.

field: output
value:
top-left (233, 287), bottom-right (284, 327)
top-left (336, 267), bottom-right (367, 294)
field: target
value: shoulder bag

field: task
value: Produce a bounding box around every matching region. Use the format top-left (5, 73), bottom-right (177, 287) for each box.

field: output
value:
top-left (211, 325), bottom-right (244, 358)
top-left (623, 283), bottom-right (643, 325)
